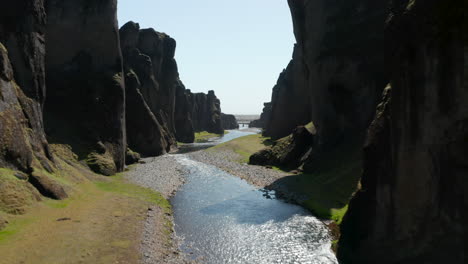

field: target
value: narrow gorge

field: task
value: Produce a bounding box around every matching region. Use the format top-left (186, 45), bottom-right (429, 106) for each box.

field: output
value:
top-left (0, 0), bottom-right (467, 264)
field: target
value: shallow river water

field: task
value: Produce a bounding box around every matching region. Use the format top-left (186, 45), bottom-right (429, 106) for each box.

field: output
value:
top-left (171, 130), bottom-right (338, 264)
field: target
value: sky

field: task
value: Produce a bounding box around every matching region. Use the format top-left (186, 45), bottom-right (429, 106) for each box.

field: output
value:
top-left (117, 0), bottom-right (296, 115)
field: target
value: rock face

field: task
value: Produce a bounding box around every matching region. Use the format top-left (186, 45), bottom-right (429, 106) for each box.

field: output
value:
top-left (45, 0), bottom-right (125, 175)
top-left (119, 21), bottom-right (176, 155)
top-left (174, 85), bottom-right (195, 143)
top-left (262, 0), bottom-right (386, 148)
top-left (250, 124), bottom-right (315, 169)
top-left (0, 1), bottom-right (68, 200)
top-left (249, 102), bottom-right (271, 128)
top-left (221, 113), bottom-right (239, 130)
top-left (0, 1), bottom-right (52, 173)
top-left (338, 1), bottom-right (468, 263)
top-left (120, 21), bottom-right (223, 147)
top-left (190, 91), bottom-right (224, 134)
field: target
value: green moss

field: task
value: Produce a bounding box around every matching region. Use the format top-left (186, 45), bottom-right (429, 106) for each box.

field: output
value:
top-left (0, 169), bottom-right (38, 215)
top-left (95, 174), bottom-right (171, 213)
top-left (0, 217), bottom-right (35, 244)
top-left (86, 152), bottom-right (116, 176)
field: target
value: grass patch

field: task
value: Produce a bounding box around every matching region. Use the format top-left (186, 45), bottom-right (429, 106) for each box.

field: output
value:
top-left (194, 131), bottom-right (224, 143)
top-left (0, 217), bottom-right (35, 243)
top-left (209, 134), bottom-right (269, 163)
top-left (273, 142), bottom-right (362, 224)
top-left (95, 174), bottom-right (171, 213)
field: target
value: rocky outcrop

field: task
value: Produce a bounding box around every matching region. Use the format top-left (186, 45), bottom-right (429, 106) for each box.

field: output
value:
top-left (0, 1), bottom-right (69, 201)
top-left (250, 123), bottom-right (315, 169)
top-left (174, 84), bottom-right (195, 143)
top-left (191, 91), bottom-right (224, 134)
top-left (262, 0), bottom-right (386, 148)
top-left (221, 113), bottom-right (239, 130)
top-left (120, 21), bottom-right (223, 147)
top-left (119, 21), bottom-right (177, 156)
top-left (45, 0), bottom-right (125, 175)
top-left (249, 102), bottom-right (271, 128)
top-left (338, 1), bottom-right (468, 263)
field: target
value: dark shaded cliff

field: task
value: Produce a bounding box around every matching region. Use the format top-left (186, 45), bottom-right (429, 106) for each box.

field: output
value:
top-left (0, 1), bottom-right (68, 201)
top-left (120, 21), bottom-right (223, 147)
top-left (263, 0), bottom-right (386, 148)
top-left (190, 90), bottom-right (224, 135)
top-left (119, 21), bottom-right (176, 155)
top-left (45, 0), bottom-right (126, 175)
top-left (249, 102), bottom-right (271, 129)
top-left (338, 1), bottom-right (468, 263)
top-left (221, 113), bottom-right (239, 130)
top-left (254, 0), bottom-right (386, 174)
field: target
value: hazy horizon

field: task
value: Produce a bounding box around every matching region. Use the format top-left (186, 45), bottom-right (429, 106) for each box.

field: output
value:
top-left (117, 0), bottom-right (295, 115)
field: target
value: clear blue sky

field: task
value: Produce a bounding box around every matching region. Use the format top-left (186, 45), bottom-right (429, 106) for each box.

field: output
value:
top-left (118, 0), bottom-right (295, 115)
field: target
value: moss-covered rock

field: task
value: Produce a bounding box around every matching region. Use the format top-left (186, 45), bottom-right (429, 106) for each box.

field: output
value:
top-left (0, 169), bottom-right (42, 215)
top-left (87, 152), bottom-right (117, 176)
top-left (125, 148), bottom-right (141, 165)
top-left (29, 170), bottom-right (68, 200)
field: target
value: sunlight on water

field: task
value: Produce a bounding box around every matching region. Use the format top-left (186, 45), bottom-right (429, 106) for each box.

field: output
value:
top-left (171, 156), bottom-right (338, 264)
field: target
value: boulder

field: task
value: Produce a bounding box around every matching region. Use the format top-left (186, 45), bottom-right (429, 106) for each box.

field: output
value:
top-left (125, 148), bottom-right (141, 165)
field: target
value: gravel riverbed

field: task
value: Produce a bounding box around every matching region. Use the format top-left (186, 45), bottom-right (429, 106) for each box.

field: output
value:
top-left (125, 155), bottom-right (196, 264)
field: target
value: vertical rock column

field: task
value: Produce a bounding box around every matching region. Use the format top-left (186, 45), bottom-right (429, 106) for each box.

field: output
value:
top-left (45, 0), bottom-right (126, 175)
top-left (338, 1), bottom-right (468, 263)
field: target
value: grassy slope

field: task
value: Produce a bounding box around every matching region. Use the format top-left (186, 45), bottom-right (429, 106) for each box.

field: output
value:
top-left (194, 131), bottom-right (227, 143)
top-left (0, 145), bottom-right (172, 264)
top-left (208, 134), bottom-right (269, 163)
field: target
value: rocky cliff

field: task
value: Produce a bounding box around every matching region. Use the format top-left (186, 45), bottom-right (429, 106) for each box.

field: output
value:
top-left (221, 113), bottom-right (239, 130)
top-left (0, 0), bottom-right (69, 202)
top-left (190, 90), bottom-right (224, 135)
top-left (253, 0), bottom-right (386, 173)
top-left (338, 1), bottom-right (468, 263)
top-left (45, 0), bottom-right (126, 175)
top-left (263, 0), bottom-right (386, 148)
top-left (119, 21), bottom-right (176, 155)
top-left (249, 102), bottom-right (271, 129)
top-left (120, 21), bottom-right (223, 147)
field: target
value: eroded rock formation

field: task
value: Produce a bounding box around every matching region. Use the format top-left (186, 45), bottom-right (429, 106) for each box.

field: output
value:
top-left (249, 102), bottom-right (271, 128)
top-left (263, 0), bottom-right (386, 147)
top-left (338, 1), bottom-right (468, 263)
top-left (0, 1), bottom-right (67, 200)
top-left (190, 91), bottom-right (224, 134)
top-left (45, 0), bottom-right (125, 175)
top-left (221, 113), bottom-right (239, 130)
top-left (119, 21), bottom-right (176, 155)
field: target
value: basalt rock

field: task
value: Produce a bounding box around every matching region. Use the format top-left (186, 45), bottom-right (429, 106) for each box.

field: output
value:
top-left (0, 1), bottom-right (70, 201)
top-left (263, 0), bottom-right (386, 148)
top-left (125, 148), bottom-right (141, 166)
top-left (250, 124), bottom-right (315, 169)
top-left (338, 1), bottom-right (468, 263)
top-left (0, 1), bottom-right (53, 173)
top-left (45, 0), bottom-right (125, 174)
top-left (249, 102), bottom-right (272, 129)
top-left (191, 91), bottom-right (224, 134)
top-left (119, 21), bottom-right (179, 154)
top-left (175, 84), bottom-right (195, 143)
top-left (221, 113), bottom-right (239, 130)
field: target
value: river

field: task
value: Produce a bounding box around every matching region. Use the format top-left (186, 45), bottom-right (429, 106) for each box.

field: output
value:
top-left (171, 130), bottom-right (338, 264)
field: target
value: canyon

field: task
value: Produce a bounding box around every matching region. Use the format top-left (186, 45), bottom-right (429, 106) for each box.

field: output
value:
top-left (0, 0), bottom-right (467, 263)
